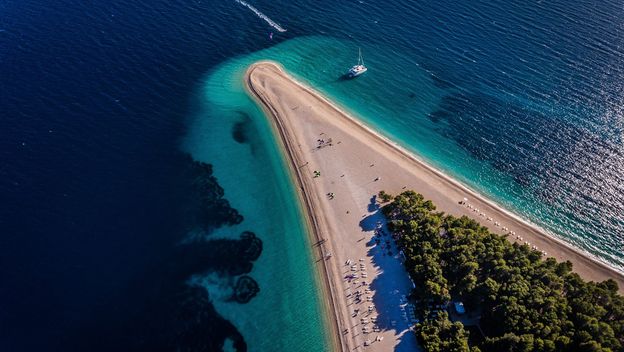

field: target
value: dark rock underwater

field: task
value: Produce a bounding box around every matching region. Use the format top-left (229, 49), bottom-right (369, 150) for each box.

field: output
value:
top-left (68, 155), bottom-right (261, 352)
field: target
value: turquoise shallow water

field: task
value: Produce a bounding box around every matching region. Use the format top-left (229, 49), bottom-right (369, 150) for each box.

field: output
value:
top-left (202, 34), bottom-right (624, 271)
top-left (184, 32), bottom-right (623, 348)
top-left (182, 44), bottom-right (332, 351)
top-left (5, 0), bottom-right (623, 350)
top-left (182, 36), bottom-right (526, 350)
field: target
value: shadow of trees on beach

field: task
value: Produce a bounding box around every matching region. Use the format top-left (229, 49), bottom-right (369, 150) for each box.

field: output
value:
top-left (355, 195), bottom-right (421, 352)
top-left (358, 195), bottom-right (381, 232)
top-left (368, 195), bottom-right (380, 213)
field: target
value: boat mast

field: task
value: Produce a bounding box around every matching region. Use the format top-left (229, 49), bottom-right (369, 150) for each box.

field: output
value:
top-left (358, 48), bottom-right (364, 66)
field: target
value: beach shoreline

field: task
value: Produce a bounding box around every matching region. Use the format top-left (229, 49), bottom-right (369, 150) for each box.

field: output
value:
top-left (244, 60), bottom-right (624, 350)
top-left (244, 63), bottom-right (347, 352)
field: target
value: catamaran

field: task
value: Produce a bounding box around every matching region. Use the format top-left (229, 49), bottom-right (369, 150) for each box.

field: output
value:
top-left (347, 48), bottom-right (367, 78)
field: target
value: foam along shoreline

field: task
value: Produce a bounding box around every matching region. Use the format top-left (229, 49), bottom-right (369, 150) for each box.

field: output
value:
top-left (245, 61), bottom-right (624, 350)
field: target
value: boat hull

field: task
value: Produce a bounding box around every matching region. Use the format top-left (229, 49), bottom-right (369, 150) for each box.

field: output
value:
top-left (347, 68), bottom-right (367, 78)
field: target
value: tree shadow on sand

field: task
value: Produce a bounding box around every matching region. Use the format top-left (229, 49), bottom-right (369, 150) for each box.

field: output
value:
top-left (359, 195), bottom-right (381, 232)
top-left (356, 196), bottom-right (421, 352)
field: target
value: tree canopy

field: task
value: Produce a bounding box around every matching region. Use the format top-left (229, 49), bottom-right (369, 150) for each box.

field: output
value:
top-left (383, 191), bottom-right (624, 352)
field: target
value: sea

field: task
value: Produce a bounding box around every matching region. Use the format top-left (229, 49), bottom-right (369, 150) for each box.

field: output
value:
top-left (1, 0), bottom-right (623, 351)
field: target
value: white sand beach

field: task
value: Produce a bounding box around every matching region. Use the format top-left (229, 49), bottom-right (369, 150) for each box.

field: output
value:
top-left (245, 61), bottom-right (624, 351)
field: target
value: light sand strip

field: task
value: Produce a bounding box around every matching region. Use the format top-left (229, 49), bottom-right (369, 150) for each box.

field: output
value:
top-left (245, 61), bottom-right (624, 351)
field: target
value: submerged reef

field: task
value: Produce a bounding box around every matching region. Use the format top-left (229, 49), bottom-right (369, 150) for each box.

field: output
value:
top-left (232, 112), bottom-right (253, 144)
top-left (71, 154), bottom-right (261, 352)
top-left (233, 275), bottom-right (260, 303)
top-left (182, 154), bottom-right (244, 230)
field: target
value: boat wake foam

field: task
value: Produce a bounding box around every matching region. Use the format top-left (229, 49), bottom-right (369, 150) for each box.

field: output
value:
top-left (234, 0), bottom-right (287, 32)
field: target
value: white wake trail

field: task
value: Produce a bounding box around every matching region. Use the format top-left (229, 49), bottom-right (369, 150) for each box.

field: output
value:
top-left (234, 0), bottom-right (287, 32)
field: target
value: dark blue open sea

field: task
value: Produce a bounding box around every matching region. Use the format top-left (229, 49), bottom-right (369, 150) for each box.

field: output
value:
top-left (1, 0), bottom-right (623, 351)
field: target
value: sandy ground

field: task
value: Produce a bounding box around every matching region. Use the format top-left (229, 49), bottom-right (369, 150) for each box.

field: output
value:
top-left (245, 61), bottom-right (624, 351)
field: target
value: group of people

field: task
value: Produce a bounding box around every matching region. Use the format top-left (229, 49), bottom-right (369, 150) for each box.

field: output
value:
top-left (316, 137), bottom-right (333, 149)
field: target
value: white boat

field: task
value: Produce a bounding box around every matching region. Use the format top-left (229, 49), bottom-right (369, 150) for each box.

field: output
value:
top-left (347, 48), bottom-right (367, 78)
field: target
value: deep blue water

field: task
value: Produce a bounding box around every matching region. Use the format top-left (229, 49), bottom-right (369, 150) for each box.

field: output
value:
top-left (1, 0), bottom-right (266, 350)
top-left (2, 0), bottom-right (623, 350)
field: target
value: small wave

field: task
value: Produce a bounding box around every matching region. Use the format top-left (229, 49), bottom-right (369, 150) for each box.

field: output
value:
top-left (234, 0), bottom-right (286, 33)
top-left (480, 136), bottom-right (496, 146)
